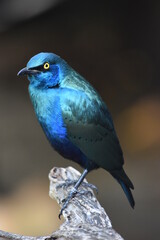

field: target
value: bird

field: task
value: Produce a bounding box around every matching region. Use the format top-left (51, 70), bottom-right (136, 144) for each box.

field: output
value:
top-left (18, 52), bottom-right (135, 217)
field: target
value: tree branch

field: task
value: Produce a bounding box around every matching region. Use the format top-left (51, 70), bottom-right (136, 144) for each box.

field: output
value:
top-left (0, 167), bottom-right (124, 240)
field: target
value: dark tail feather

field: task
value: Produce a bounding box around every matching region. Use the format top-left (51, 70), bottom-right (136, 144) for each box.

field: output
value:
top-left (110, 168), bottom-right (135, 208)
top-left (118, 179), bottom-right (135, 208)
top-left (110, 168), bottom-right (134, 189)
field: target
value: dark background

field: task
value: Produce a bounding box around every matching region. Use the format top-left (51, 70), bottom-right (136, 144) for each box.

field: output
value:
top-left (0, 0), bottom-right (160, 239)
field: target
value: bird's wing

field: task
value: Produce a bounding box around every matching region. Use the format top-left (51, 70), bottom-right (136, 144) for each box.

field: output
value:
top-left (60, 73), bottom-right (124, 171)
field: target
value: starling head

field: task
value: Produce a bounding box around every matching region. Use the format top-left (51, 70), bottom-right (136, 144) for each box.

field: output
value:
top-left (17, 52), bottom-right (67, 88)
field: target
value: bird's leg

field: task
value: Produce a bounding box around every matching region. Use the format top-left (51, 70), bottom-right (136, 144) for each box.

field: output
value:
top-left (59, 169), bottom-right (88, 219)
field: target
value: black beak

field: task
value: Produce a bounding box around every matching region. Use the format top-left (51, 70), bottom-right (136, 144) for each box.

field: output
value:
top-left (17, 67), bottom-right (40, 76)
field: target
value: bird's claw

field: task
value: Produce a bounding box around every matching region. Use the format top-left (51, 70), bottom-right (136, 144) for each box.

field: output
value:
top-left (57, 179), bottom-right (98, 194)
top-left (59, 187), bottom-right (77, 219)
top-left (81, 182), bottom-right (98, 194)
top-left (58, 187), bottom-right (95, 219)
top-left (58, 208), bottom-right (63, 219)
top-left (57, 179), bottom-right (77, 189)
top-left (76, 189), bottom-right (93, 197)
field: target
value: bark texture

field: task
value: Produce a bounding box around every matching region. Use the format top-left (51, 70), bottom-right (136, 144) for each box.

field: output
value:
top-left (0, 167), bottom-right (124, 240)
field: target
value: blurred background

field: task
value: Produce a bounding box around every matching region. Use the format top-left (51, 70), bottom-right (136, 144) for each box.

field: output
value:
top-left (0, 0), bottom-right (159, 239)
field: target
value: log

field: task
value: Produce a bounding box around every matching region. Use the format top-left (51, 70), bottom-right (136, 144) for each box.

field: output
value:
top-left (0, 167), bottom-right (124, 240)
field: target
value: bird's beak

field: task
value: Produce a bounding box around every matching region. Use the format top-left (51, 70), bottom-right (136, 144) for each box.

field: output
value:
top-left (17, 67), bottom-right (40, 76)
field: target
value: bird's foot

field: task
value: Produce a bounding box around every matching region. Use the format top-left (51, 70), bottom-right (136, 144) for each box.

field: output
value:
top-left (59, 187), bottom-right (94, 219)
top-left (56, 179), bottom-right (75, 189)
top-left (82, 182), bottom-right (98, 194)
top-left (76, 189), bottom-right (93, 197)
top-left (57, 179), bottom-right (98, 194)
top-left (59, 186), bottom-right (77, 219)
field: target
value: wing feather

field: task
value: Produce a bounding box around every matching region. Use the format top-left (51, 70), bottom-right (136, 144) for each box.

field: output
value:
top-left (60, 72), bottom-right (124, 170)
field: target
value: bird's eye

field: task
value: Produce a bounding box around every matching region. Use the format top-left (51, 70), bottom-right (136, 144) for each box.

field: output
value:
top-left (43, 62), bottom-right (50, 70)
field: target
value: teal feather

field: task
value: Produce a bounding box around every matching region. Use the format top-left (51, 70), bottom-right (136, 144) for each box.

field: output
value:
top-left (18, 52), bottom-right (135, 208)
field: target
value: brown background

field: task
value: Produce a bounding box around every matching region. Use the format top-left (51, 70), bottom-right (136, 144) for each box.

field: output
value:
top-left (0, 1), bottom-right (159, 239)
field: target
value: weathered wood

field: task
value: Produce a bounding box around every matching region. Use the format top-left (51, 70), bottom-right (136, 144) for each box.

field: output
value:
top-left (0, 167), bottom-right (124, 240)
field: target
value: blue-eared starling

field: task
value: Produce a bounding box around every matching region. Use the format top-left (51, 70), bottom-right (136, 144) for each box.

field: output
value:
top-left (18, 52), bottom-right (135, 217)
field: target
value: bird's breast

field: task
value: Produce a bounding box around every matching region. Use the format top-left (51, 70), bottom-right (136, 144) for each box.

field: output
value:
top-left (28, 86), bottom-right (67, 143)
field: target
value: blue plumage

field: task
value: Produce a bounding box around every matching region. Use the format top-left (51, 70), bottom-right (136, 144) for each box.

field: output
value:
top-left (18, 52), bottom-right (135, 215)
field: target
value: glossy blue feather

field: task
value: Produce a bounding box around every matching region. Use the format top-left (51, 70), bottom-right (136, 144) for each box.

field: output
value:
top-left (18, 52), bottom-right (135, 208)
top-left (29, 84), bottom-right (91, 168)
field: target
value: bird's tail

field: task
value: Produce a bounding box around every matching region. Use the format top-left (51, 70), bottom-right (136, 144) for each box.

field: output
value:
top-left (117, 178), bottom-right (135, 208)
top-left (110, 168), bottom-right (135, 208)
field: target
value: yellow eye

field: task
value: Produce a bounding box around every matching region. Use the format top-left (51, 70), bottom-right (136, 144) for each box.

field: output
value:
top-left (44, 62), bottom-right (50, 70)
